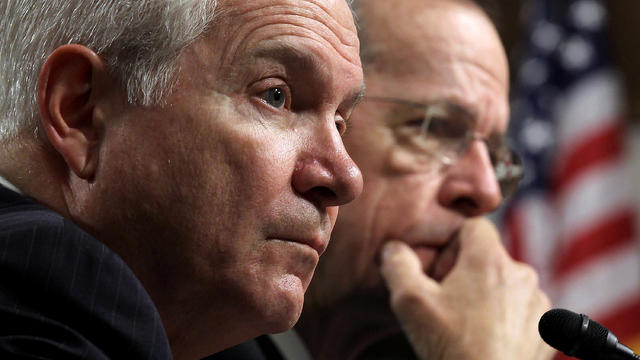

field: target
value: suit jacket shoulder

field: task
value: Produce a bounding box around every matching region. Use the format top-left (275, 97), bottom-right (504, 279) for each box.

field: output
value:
top-left (204, 336), bottom-right (285, 360)
top-left (0, 186), bottom-right (172, 359)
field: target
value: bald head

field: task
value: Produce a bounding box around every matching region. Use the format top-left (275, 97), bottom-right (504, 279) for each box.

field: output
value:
top-left (354, 0), bottom-right (507, 85)
top-left (297, 1), bottom-right (513, 358)
top-left (304, 0), bottom-right (511, 314)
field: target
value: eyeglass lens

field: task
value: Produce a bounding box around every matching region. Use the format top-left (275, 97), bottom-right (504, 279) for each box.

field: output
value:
top-left (422, 102), bottom-right (523, 198)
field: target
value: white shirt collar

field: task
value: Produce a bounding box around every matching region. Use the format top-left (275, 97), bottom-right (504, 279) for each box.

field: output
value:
top-left (0, 174), bottom-right (21, 194)
top-left (269, 329), bottom-right (313, 360)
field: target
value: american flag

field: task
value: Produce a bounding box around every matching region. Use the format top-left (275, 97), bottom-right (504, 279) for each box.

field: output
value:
top-left (500, 0), bottom-right (640, 357)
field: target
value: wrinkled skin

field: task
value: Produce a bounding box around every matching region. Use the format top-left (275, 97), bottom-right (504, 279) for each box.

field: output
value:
top-left (297, 1), bottom-right (554, 360)
top-left (30, 0), bottom-right (365, 358)
top-left (381, 218), bottom-right (553, 360)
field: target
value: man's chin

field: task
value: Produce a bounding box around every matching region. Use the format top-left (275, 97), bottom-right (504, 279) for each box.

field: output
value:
top-left (263, 274), bottom-right (306, 332)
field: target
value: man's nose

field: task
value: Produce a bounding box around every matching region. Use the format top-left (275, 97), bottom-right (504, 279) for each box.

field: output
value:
top-left (291, 119), bottom-right (363, 208)
top-left (437, 140), bottom-right (502, 217)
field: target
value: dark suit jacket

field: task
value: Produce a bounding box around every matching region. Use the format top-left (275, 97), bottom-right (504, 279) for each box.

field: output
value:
top-left (205, 336), bottom-right (283, 360)
top-left (206, 331), bottom-right (419, 360)
top-left (0, 185), bottom-right (172, 359)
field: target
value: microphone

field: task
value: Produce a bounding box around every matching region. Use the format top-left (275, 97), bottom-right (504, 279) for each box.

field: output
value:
top-left (538, 308), bottom-right (640, 360)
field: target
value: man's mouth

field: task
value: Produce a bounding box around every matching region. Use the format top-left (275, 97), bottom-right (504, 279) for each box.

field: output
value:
top-left (403, 229), bottom-right (462, 282)
top-left (425, 239), bottom-right (460, 281)
top-left (411, 245), bottom-right (440, 273)
top-left (268, 235), bottom-right (328, 256)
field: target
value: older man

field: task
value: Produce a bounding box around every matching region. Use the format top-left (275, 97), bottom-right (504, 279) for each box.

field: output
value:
top-left (212, 0), bottom-right (554, 359)
top-left (297, 0), bottom-right (554, 359)
top-left (0, 0), bottom-right (363, 359)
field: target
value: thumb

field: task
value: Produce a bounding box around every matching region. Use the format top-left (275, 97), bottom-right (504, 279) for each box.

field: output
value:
top-left (453, 217), bottom-right (508, 268)
top-left (380, 241), bottom-right (441, 309)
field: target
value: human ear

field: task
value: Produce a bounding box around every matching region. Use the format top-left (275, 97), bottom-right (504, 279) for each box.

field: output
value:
top-left (37, 44), bottom-right (108, 180)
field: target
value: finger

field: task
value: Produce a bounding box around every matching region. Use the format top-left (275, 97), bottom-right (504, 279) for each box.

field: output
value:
top-left (380, 241), bottom-right (441, 308)
top-left (454, 217), bottom-right (509, 267)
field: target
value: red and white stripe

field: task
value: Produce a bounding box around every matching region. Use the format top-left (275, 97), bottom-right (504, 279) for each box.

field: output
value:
top-left (504, 70), bottom-right (640, 358)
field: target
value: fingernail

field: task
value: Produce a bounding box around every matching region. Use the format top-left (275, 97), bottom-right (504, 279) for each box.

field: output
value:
top-left (381, 241), bottom-right (401, 262)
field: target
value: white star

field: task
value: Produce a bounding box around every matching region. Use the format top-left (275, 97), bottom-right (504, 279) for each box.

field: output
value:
top-left (558, 35), bottom-right (594, 71)
top-left (532, 21), bottom-right (563, 53)
top-left (570, 0), bottom-right (606, 31)
top-left (520, 119), bottom-right (555, 154)
top-left (519, 58), bottom-right (549, 87)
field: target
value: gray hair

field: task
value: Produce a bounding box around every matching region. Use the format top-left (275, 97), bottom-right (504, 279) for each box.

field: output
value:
top-left (0, 0), bottom-right (218, 141)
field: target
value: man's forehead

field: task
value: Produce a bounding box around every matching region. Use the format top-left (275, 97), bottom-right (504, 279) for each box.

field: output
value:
top-left (210, 0), bottom-right (360, 66)
top-left (218, 0), bottom-right (355, 28)
top-left (360, 0), bottom-right (504, 73)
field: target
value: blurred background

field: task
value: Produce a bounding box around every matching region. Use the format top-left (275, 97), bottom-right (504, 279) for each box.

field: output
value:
top-left (490, 0), bottom-right (640, 358)
top-left (496, 0), bottom-right (640, 122)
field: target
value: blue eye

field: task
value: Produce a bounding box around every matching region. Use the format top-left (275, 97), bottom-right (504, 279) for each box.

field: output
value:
top-left (336, 117), bottom-right (346, 136)
top-left (263, 87), bottom-right (287, 108)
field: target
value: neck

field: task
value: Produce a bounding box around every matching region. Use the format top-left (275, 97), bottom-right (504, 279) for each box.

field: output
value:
top-left (0, 137), bottom-right (71, 216)
top-left (159, 286), bottom-right (280, 360)
top-left (296, 294), bottom-right (401, 360)
top-left (164, 308), bottom-right (251, 359)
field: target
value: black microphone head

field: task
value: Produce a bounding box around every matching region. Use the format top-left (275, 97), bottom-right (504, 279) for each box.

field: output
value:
top-left (539, 308), bottom-right (609, 359)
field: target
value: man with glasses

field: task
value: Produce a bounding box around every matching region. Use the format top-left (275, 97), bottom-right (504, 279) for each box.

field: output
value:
top-left (361, 96), bottom-right (523, 196)
top-left (292, 0), bottom-right (554, 358)
top-left (213, 0), bottom-right (555, 359)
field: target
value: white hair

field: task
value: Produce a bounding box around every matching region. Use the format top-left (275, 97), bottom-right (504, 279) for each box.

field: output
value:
top-left (0, 0), bottom-right (218, 141)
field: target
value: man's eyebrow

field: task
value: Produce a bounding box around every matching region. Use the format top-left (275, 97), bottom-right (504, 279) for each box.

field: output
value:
top-left (343, 84), bottom-right (366, 132)
top-left (247, 43), bottom-right (365, 107)
top-left (246, 43), bottom-right (321, 75)
top-left (437, 98), bottom-right (507, 137)
top-left (350, 84), bottom-right (366, 108)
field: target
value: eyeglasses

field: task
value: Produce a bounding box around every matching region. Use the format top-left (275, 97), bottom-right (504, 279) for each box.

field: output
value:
top-left (362, 96), bottom-right (523, 198)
